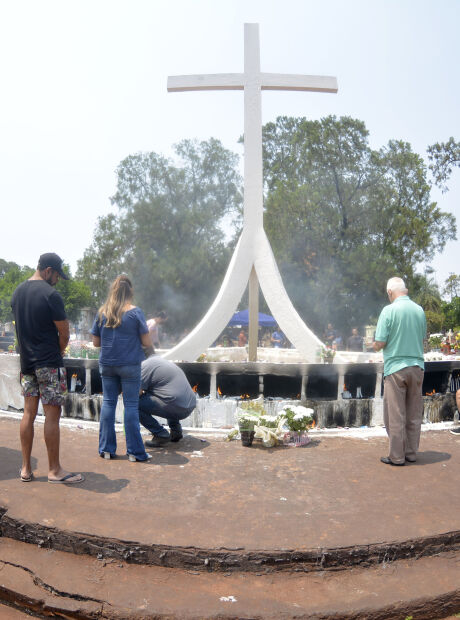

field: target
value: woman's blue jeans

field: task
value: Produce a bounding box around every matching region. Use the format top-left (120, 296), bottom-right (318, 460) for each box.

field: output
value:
top-left (99, 364), bottom-right (148, 461)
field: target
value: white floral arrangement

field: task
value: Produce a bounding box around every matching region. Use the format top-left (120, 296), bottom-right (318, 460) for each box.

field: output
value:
top-left (254, 415), bottom-right (287, 448)
top-left (236, 408), bottom-right (261, 430)
top-left (281, 405), bottom-right (315, 431)
top-left (321, 346), bottom-right (335, 362)
top-left (424, 351), bottom-right (443, 361)
top-left (227, 403), bottom-right (316, 447)
top-left (258, 414), bottom-right (284, 428)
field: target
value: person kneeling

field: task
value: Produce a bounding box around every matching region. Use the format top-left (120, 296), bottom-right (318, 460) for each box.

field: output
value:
top-left (139, 355), bottom-right (197, 446)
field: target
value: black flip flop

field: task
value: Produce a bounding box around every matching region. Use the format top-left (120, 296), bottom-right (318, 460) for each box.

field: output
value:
top-left (48, 473), bottom-right (85, 484)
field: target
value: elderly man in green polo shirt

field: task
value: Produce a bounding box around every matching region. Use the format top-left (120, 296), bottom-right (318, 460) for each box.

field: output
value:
top-left (373, 277), bottom-right (427, 466)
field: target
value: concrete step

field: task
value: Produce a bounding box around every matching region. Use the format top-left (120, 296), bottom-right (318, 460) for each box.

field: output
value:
top-left (0, 537), bottom-right (459, 619)
top-left (0, 602), bottom-right (32, 618)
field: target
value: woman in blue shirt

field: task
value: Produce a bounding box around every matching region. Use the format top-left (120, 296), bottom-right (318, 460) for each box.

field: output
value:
top-left (91, 275), bottom-right (152, 461)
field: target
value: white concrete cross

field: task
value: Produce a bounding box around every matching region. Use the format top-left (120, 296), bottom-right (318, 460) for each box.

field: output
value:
top-left (163, 23), bottom-right (338, 363)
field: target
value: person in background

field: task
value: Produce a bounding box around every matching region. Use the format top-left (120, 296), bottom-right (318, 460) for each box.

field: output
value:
top-left (91, 275), bottom-right (152, 462)
top-left (11, 252), bottom-right (84, 484)
top-left (238, 329), bottom-right (247, 347)
top-left (324, 323), bottom-right (337, 347)
top-left (374, 277), bottom-right (426, 466)
top-left (139, 355), bottom-right (197, 446)
top-left (332, 334), bottom-right (343, 350)
top-left (347, 327), bottom-right (364, 352)
top-left (262, 330), bottom-right (272, 347)
top-left (271, 327), bottom-right (284, 348)
top-left (147, 311), bottom-right (168, 349)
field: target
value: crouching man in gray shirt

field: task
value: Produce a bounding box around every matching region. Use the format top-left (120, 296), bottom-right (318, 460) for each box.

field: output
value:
top-left (139, 355), bottom-right (197, 447)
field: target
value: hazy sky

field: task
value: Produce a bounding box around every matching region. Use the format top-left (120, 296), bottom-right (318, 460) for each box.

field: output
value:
top-left (1, 0), bottom-right (458, 287)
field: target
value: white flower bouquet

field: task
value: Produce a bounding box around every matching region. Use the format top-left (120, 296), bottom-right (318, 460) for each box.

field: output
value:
top-left (282, 405), bottom-right (314, 431)
top-left (258, 414), bottom-right (283, 428)
top-left (254, 415), bottom-right (287, 448)
top-left (281, 405), bottom-right (314, 446)
top-left (229, 403), bottom-right (315, 449)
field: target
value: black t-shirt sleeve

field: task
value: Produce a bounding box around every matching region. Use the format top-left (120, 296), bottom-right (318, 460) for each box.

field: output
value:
top-left (48, 291), bottom-right (67, 321)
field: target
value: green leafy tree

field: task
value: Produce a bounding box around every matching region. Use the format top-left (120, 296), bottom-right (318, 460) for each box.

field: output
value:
top-left (427, 137), bottom-right (460, 192)
top-left (0, 261), bottom-right (34, 323)
top-left (424, 310), bottom-right (443, 334)
top-left (77, 139), bottom-right (242, 334)
top-left (411, 273), bottom-right (442, 314)
top-left (56, 265), bottom-right (92, 324)
top-left (441, 297), bottom-right (460, 331)
top-left (443, 273), bottom-right (460, 302)
top-left (262, 115), bottom-right (456, 336)
top-left (0, 259), bottom-right (91, 325)
top-left (76, 214), bottom-right (126, 306)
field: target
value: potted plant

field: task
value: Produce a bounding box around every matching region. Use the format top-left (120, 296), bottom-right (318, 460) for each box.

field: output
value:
top-left (321, 346), bottom-right (335, 363)
top-left (236, 409), bottom-right (260, 446)
top-left (428, 335), bottom-right (442, 351)
top-left (281, 405), bottom-right (314, 446)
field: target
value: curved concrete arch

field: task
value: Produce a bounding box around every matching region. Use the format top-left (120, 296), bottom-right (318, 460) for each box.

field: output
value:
top-left (163, 226), bottom-right (337, 363)
top-left (254, 229), bottom-right (324, 361)
top-left (162, 232), bottom-right (254, 362)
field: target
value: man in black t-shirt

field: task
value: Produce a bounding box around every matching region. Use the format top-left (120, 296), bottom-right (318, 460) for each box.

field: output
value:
top-left (11, 253), bottom-right (84, 485)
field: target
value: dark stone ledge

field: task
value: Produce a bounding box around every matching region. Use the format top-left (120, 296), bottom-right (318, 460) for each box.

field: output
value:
top-left (1, 510), bottom-right (459, 574)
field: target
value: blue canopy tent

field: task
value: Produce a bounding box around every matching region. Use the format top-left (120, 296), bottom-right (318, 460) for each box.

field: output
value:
top-left (227, 309), bottom-right (277, 327)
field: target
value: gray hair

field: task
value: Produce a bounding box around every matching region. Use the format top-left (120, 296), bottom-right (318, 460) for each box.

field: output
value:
top-left (386, 277), bottom-right (407, 293)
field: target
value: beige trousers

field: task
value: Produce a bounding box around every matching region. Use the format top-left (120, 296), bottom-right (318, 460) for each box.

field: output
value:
top-left (383, 366), bottom-right (424, 464)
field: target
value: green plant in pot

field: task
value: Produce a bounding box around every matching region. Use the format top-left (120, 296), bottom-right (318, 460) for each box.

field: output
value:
top-left (428, 335), bottom-right (442, 351)
top-left (281, 405), bottom-right (315, 446)
top-left (321, 346), bottom-right (335, 363)
top-left (236, 408), bottom-right (261, 447)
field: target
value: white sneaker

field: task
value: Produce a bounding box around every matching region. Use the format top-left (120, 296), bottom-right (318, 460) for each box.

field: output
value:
top-left (128, 453), bottom-right (152, 462)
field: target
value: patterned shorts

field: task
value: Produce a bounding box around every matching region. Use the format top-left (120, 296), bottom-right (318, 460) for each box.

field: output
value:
top-left (20, 367), bottom-right (68, 406)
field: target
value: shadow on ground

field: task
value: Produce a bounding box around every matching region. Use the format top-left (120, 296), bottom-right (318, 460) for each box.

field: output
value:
top-left (15, 472), bottom-right (130, 494)
top-left (410, 450), bottom-right (451, 465)
top-left (0, 447), bottom-right (37, 481)
top-left (0, 447), bottom-right (129, 493)
top-left (147, 451), bottom-right (189, 466)
top-left (174, 435), bottom-right (210, 453)
top-left (140, 435), bottom-right (211, 466)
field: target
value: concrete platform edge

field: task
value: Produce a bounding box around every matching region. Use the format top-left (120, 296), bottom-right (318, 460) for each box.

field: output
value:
top-left (1, 507), bottom-right (459, 573)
